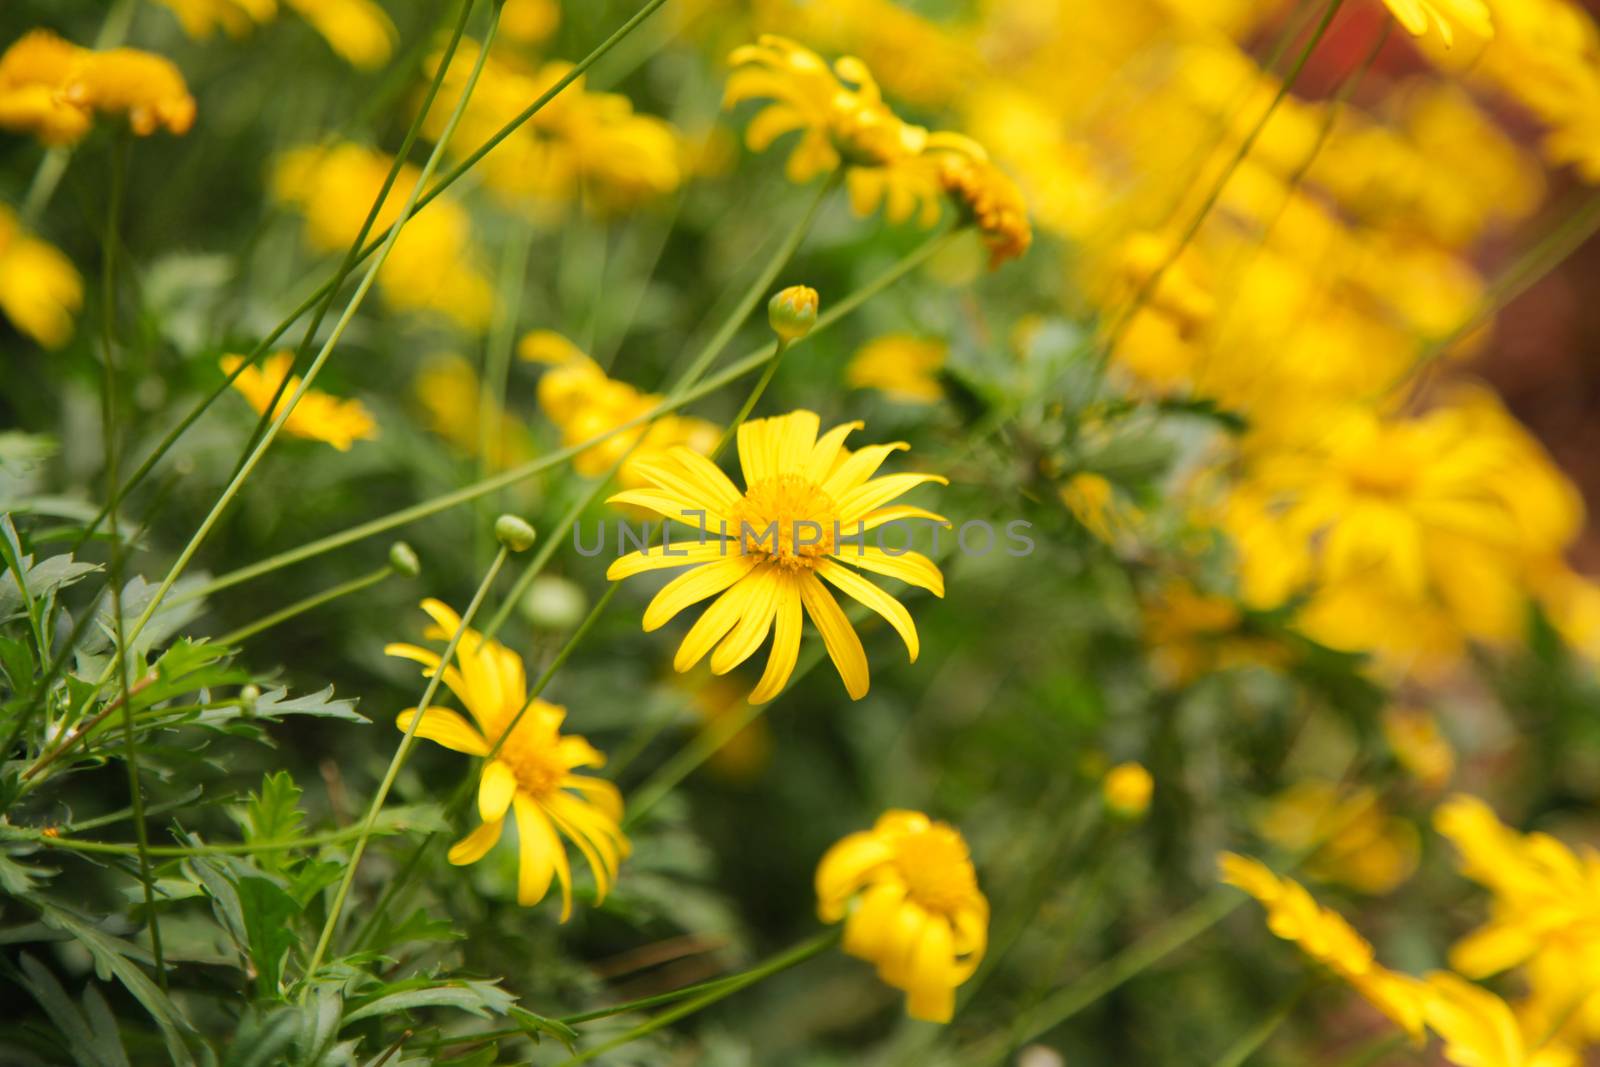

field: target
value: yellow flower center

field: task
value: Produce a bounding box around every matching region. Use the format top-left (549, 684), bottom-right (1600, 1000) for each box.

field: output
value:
top-left (893, 828), bottom-right (978, 915)
top-left (729, 474), bottom-right (841, 569)
top-left (497, 728), bottom-right (566, 799)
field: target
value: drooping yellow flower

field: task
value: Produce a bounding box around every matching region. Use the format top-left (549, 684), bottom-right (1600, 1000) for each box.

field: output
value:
top-left (0, 30), bottom-right (195, 143)
top-left (1382, 0), bottom-right (1493, 46)
top-left (387, 600), bottom-right (629, 920)
top-left (1102, 762), bottom-right (1153, 819)
top-left (0, 207), bottom-right (83, 349)
top-left (1256, 782), bottom-right (1420, 895)
top-left (936, 153), bottom-right (1032, 267)
top-left (272, 143), bottom-right (493, 330)
top-left (845, 334), bottom-right (946, 404)
top-left (605, 411), bottom-right (947, 703)
top-left (1422, 972), bottom-right (1576, 1067)
top-left (519, 330), bottom-right (719, 489)
top-left (816, 810), bottom-right (988, 1022)
top-left (1219, 852), bottom-right (1428, 1040)
top-left (219, 353), bottom-right (377, 451)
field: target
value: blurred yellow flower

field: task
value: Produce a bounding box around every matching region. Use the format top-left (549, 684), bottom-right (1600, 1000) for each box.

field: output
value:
top-left (1423, 971), bottom-right (1576, 1067)
top-left (425, 41), bottom-right (682, 218)
top-left (0, 30), bottom-right (195, 143)
top-left (1256, 782), bottom-right (1420, 895)
top-left (1219, 853), bottom-right (1428, 1040)
top-left (414, 355), bottom-right (532, 469)
top-left (816, 810), bottom-right (988, 1022)
top-left (1383, 706), bottom-right (1455, 791)
top-left (0, 207), bottom-right (82, 349)
top-left (846, 334), bottom-right (946, 404)
top-left (500, 0), bottom-right (560, 45)
top-left (605, 411), bottom-right (947, 703)
top-left (1141, 580), bottom-right (1285, 684)
top-left (388, 599), bottom-right (628, 920)
top-left (272, 142), bottom-right (493, 331)
top-left (220, 353), bottom-right (377, 451)
top-left (519, 330), bottom-right (719, 489)
top-left (1061, 472), bottom-right (1142, 547)
top-left (1382, 0), bottom-right (1493, 46)
top-left (156, 0), bottom-right (275, 39)
top-left (157, 0), bottom-right (393, 67)
top-left (1102, 762), bottom-right (1153, 819)
top-left (937, 153), bottom-right (1032, 267)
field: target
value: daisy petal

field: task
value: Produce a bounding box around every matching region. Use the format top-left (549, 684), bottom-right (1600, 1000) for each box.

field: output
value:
top-left (749, 573), bottom-right (803, 704)
top-left (447, 817), bottom-right (504, 865)
top-left (643, 557), bottom-right (757, 631)
top-left (395, 707), bottom-right (488, 755)
top-left (479, 759), bottom-right (518, 822)
top-left (818, 558), bottom-right (920, 662)
top-left (799, 571), bottom-right (870, 700)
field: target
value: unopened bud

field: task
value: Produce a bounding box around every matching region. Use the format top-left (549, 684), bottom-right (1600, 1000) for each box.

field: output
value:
top-left (388, 541), bottom-right (421, 577)
top-left (494, 514), bottom-right (537, 552)
top-left (520, 575), bottom-right (588, 630)
top-left (239, 684), bottom-right (261, 718)
top-left (768, 285), bottom-right (819, 342)
top-left (1102, 761), bottom-right (1152, 820)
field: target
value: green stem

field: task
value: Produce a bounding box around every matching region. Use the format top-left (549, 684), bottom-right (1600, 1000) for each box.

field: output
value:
top-left (476, 223), bottom-right (535, 561)
top-left (1101, 0), bottom-right (1345, 359)
top-left (30, 823), bottom-right (428, 857)
top-left (113, 4), bottom-right (503, 674)
top-left (181, 228), bottom-right (957, 604)
top-left (299, 543), bottom-right (512, 998)
top-left (212, 565), bottom-right (393, 647)
top-left (1209, 977), bottom-right (1314, 1067)
top-left (551, 930), bottom-right (839, 1066)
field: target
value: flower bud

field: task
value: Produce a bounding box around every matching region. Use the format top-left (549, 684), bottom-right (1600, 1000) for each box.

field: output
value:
top-left (768, 285), bottom-right (819, 342)
top-left (388, 541), bottom-right (421, 577)
top-left (1102, 761), bottom-right (1152, 820)
top-left (494, 514), bottom-right (537, 552)
top-left (520, 574), bottom-right (588, 630)
top-left (239, 683), bottom-right (261, 718)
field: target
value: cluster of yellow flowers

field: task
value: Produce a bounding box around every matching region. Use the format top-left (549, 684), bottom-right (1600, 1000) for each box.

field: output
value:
top-left (0, 29), bottom-right (195, 144)
top-left (0, 205), bottom-right (82, 350)
top-left (271, 142), bottom-right (495, 331)
top-left (156, 0), bottom-right (398, 69)
top-left (1225, 793), bottom-right (1600, 1065)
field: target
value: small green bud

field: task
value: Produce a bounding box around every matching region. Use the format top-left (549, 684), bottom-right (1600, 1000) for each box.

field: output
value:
top-left (520, 575), bottom-right (588, 630)
top-left (494, 514), bottom-right (537, 552)
top-left (768, 285), bottom-right (819, 342)
top-left (239, 684), bottom-right (261, 718)
top-left (388, 541), bottom-right (421, 577)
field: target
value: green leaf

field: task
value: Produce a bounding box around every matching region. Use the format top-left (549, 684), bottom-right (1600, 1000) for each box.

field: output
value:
top-left (237, 876), bottom-right (302, 1000)
top-left (342, 978), bottom-right (517, 1026)
top-left (15, 953), bottom-right (132, 1067)
top-left (242, 772), bottom-right (305, 873)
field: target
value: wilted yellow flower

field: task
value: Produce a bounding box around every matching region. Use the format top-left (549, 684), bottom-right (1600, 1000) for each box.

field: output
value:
top-left (816, 810), bottom-right (988, 1022)
top-left (425, 41), bottom-right (682, 217)
top-left (936, 154), bottom-right (1032, 267)
top-left (220, 353), bottom-right (377, 451)
top-left (1383, 707), bottom-right (1455, 791)
top-left (1423, 972), bottom-right (1576, 1067)
top-left (606, 411), bottom-right (947, 703)
top-left (414, 355), bottom-right (532, 469)
top-left (1219, 853), bottom-right (1428, 1040)
top-left (0, 30), bottom-right (195, 143)
top-left (0, 207), bottom-right (83, 349)
top-left (1256, 782), bottom-right (1420, 895)
top-left (1102, 762), bottom-right (1152, 819)
top-left (846, 334), bottom-right (946, 404)
top-left (388, 600), bottom-right (629, 920)
top-left (520, 331), bottom-right (718, 488)
top-left (272, 143), bottom-right (493, 331)
top-left (1382, 0), bottom-right (1493, 46)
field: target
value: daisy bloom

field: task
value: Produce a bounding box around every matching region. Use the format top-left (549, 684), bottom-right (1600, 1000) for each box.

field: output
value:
top-left (220, 353), bottom-right (377, 451)
top-left (388, 600), bottom-right (628, 920)
top-left (605, 411), bottom-right (948, 704)
top-left (0, 30), bottom-right (94, 145)
top-left (0, 30), bottom-right (195, 143)
top-left (815, 810), bottom-right (988, 1023)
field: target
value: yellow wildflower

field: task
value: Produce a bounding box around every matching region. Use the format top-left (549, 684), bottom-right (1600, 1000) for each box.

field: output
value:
top-left (272, 143), bottom-right (493, 330)
top-left (1102, 762), bottom-right (1153, 819)
top-left (1141, 580), bottom-right (1285, 684)
top-left (519, 331), bottom-right (718, 489)
top-left (219, 353), bottom-right (377, 451)
top-left (936, 154), bottom-right (1032, 267)
top-left (0, 30), bottom-right (195, 143)
top-left (845, 335), bottom-right (946, 404)
top-left (1383, 707), bottom-right (1455, 791)
top-left (388, 600), bottom-right (628, 920)
top-left (1219, 853), bottom-right (1428, 1040)
top-left (414, 355), bottom-right (532, 469)
top-left (605, 411), bottom-right (947, 703)
top-left (0, 207), bottom-right (83, 349)
top-left (1382, 0), bottom-right (1493, 46)
top-left (1060, 472), bottom-right (1141, 547)
top-left (1423, 972), bottom-right (1576, 1067)
top-left (1255, 782), bottom-right (1420, 895)
top-left (283, 0), bottom-right (396, 69)
top-left (0, 30), bottom-right (94, 145)
top-left (155, 0), bottom-right (275, 39)
top-left (816, 810), bottom-right (988, 1022)
top-left (500, 0), bottom-right (560, 45)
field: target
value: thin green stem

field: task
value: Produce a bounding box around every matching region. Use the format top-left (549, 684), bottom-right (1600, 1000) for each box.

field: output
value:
top-left (114, 5), bottom-right (503, 673)
top-left (476, 223), bottom-right (536, 561)
top-left (551, 930), bottom-right (839, 1066)
top-left (96, 132), bottom-right (166, 989)
top-left (79, 0), bottom-right (670, 533)
top-left (709, 338), bottom-right (790, 458)
top-left (1101, 0), bottom-right (1345, 359)
top-left (28, 823), bottom-right (425, 857)
top-left (1209, 977), bottom-right (1314, 1067)
top-left (182, 227), bottom-right (957, 604)
top-left (212, 565), bottom-right (393, 647)
top-left (299, 544), bottom-right (512, 998)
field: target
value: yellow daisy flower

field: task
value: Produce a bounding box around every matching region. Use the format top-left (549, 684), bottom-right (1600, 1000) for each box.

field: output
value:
top-left (387, 599), bottom-right (629, 920)
top-left (604, 411), bottom-right (948, 704)
top-left (815, 809), bottom-right (988, 1023)
top-left (845, 334), bottom-right (946, 405)
top-left (0, 206), bottom-right (83, 349)
top-left (0, 30), bottom-right (195, 144)
top-left (0, 30), bottom-right (95, 145)
top-left (220, 353), bottom-right (377, 451)
top-left (1423, 972), bottom-right (1576, 1067)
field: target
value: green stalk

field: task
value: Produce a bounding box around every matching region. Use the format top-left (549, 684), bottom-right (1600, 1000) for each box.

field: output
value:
top-left (211, 564), bottom-right (393, 647)
top-left (298, 543), bottom-right (512, 998)
top-left (1208, 977), bottom-right (1314, 1067)
top-left (182, 228), bottom-right (957, 604)
top-left (30, 823), bottom-right (432, 857)
top-left (551, 930), bottom-right (840, 1066)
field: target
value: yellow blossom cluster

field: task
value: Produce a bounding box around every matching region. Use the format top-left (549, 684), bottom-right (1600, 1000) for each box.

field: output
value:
top-left (0, 29), bottom-right (195, 144)
top-left (0, 206), bottom-right (82, 349)
top-left (1225, 792), bottom-right (1600, 1065)
top-left (271, 142), bottom-right (494, 332)
top-left (155, 0), bottom-right (397, 68)
top-left (421, 40), bottom-right (683, 219)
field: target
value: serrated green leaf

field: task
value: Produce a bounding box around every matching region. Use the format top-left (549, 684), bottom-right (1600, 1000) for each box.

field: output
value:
top-left (342, 978), bottom-right (516, 1026)
top-left (243, 772), bottom-right (305, 873)
top-left (237, 876), bottom-right (301, 999)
